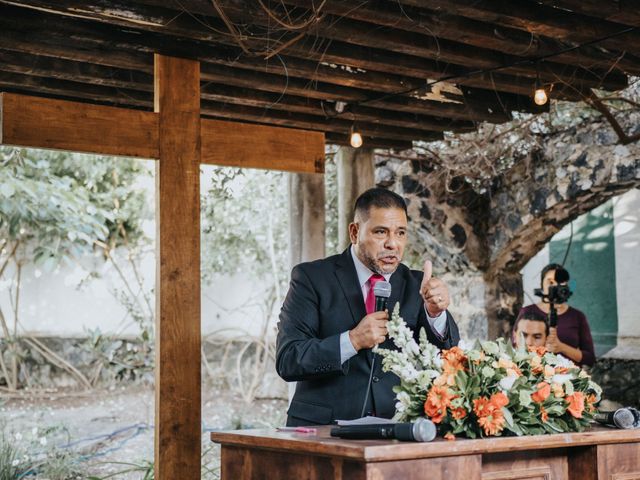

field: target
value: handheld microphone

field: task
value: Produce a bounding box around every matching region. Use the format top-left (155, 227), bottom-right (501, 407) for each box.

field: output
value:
top-left (360, 280), bottom-right (392, 418)
top-left (331, 418), bottom-right (436, 442)
top-left (594, 408), bottom-right (638, 429)
top-left (373, 281), bottom-right (392, 312)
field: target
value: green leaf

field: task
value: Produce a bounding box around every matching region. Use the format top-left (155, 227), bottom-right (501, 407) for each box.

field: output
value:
top-left (519, 390), bottom-right (533, 407)
top-left (481, 366), bottom-right (496, 378)
top-left (502, 407), bottom-right (514, 428)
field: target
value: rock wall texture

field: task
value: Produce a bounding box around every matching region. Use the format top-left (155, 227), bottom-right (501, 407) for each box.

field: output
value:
top-left (591, 358), bottom-right (640, 408)
top-left (376, 111), bottom-right (640, 341)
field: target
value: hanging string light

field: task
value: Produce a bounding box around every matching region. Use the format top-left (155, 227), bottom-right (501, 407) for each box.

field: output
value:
top-left (350, 124), bottom-right (363, 148)
top-left (534, 62), bottom-right (549, 106)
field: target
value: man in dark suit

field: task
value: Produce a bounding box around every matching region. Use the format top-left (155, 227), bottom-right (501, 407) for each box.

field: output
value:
top-left (276, 188), bottom-right (460, 426)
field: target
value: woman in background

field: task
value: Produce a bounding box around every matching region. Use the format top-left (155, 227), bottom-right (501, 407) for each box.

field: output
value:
top-left (519, 263), bottom-right (595, 367)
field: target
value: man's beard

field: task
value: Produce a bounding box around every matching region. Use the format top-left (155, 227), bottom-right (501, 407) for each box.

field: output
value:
top-left (360, 248), bottom-right (399, 275)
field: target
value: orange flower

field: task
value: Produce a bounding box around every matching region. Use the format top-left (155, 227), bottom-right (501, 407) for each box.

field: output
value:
top-left (531, 382), bottom-right (551, 404)
top-left (490, 392), bottom-right (509, 409)
top-left (477, 408), bottom-right (506, 436)
top-left (530, 355), bottom-right (543, 374)
top-left (442, 347), bottom-right (468, 372)
top-left (444, 431), bottom-right (456, 441)
top-left (566, 392), bottom-right (586, 418)
top-left (451, 407), bottom-right (467, 420)
top-left (586, 394), bottom-right (597, 413)
top-left (424, 385), bottom-right (455, 423)
top-left (540, 405), bottom-right (549, 422)
top-left (528, 345), bottom-right (547, 356)
top-left (473, 397), bottom-right (492, 418)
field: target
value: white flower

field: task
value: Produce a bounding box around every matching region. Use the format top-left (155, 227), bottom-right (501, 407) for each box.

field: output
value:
top-left (32, 427), bottom-right (38, 436)
top-left (12, 459), bottom-right (20, 467)
top-left (499, 374), bottom-right (518, 391)
top-left (547, 354), bottom-right (575, 368)
top-left (551, 373), bottom-right (573, 385)
top-left (15, 432), bottom-right (22, 441)
top-left (39, 436), bottom-right (47, 446)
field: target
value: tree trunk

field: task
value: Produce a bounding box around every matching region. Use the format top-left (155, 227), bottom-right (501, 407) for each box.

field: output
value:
top-left (288, 172), bottom-right (326, 267)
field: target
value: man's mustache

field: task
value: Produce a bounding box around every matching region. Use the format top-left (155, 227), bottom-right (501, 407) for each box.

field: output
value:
top-left (377, 251), bottom-right (399, 260)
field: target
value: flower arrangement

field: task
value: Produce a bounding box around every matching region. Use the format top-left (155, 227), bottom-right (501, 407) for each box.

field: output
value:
top-left (374, 305), bottom-right (602, 439)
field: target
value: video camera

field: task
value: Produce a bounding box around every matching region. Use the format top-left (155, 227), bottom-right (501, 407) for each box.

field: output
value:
top-left (533, 266), bottom-right (572, 304)
top-left (534, 284), bottom-right (572, 304)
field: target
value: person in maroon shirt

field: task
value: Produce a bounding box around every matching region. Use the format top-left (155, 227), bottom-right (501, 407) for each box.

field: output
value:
top-left (519, 263), bottom-right (596, 367)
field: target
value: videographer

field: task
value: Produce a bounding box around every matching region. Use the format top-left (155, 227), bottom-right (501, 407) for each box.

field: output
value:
top-left (518, 263), bottom-right (595, 367)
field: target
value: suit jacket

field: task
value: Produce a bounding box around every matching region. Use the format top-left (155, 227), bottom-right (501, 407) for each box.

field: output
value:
top-left (276, 248), bottom-right (460, 426)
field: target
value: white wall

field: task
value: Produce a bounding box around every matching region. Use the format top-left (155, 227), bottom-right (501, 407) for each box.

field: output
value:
top-left (0, 250), bottom-right (277, 339)
top-left (613, 188), bottom-right (640, 347)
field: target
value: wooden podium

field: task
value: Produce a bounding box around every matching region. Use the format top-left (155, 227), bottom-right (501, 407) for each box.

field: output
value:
top-left (211, 425), bottom-right (640, 479)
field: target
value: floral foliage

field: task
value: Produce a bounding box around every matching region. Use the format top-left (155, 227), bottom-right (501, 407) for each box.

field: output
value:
top-left (374, 305), bottom-right (602, 439)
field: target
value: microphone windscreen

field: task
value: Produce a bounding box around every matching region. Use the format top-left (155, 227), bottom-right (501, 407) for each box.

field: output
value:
top-left (394, 418), bottom-right (436, 442)
top-left (373, 281), bottom-right (392, 298)
top-left (554, 268), bottom-right (570, 284)
top-left (613, 408), bottom-right (636, 429)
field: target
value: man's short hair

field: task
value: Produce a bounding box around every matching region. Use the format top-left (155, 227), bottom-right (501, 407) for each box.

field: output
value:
top-left (354, 188), bottom-right (408, 220)
top-left (514, 311), bottom-right (549, 336)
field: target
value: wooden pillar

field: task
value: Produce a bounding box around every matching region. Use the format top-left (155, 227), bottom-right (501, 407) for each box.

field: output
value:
top-left (154, 54), bottom-right (201, 480)
top-left (289, 173), bottom-right (326, 267)
top-left (337, 147), bottom-right (375, 249)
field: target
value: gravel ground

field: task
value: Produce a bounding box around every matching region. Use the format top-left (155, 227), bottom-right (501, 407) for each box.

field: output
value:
top-left (1, 385), bottom-right (288, 479)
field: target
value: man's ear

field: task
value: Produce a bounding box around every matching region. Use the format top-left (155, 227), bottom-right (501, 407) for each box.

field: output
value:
top-left (348, 222), bottom-right (359, 244)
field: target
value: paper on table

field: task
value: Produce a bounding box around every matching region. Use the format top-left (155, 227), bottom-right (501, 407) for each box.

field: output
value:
top-left (336, 416), bottom-right (395, 426)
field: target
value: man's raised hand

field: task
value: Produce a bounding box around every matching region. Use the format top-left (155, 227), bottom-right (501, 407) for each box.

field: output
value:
top-left (420, 259), bottom-right (450, 317)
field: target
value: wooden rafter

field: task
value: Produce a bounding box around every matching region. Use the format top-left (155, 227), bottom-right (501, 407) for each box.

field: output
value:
top-left (0, 0), bottom-right (636, 148)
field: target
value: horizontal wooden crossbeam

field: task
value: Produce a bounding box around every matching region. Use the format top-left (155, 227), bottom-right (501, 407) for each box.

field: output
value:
top-left (0, 92), bottom-right (325, 173)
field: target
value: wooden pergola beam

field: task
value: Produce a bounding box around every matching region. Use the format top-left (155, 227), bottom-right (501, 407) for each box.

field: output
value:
top-left (0, 92), bottom-right (158, 158)
top-left (1, 1), bottom-right (626, 101)
top-left (0, 92), bottom-right (324, 173)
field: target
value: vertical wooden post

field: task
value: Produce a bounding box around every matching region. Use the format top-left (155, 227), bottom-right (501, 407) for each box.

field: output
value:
top-left (154, 54), bottom-right (201, 479)
top-left (289, 173), bottom-right (326, 267)
top-left (337, 147), bottom-right (375, 249)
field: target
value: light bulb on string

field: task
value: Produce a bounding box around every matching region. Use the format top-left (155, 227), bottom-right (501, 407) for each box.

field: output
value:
top-left (534, 86), bottom-right (548, 106)
top-left (533, 61), bottom-right (549, 106)
top-left (350, 126), bottom-right (363, 148)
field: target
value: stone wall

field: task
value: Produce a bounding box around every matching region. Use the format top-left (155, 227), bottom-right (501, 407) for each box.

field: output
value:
top-left (591, 358), bottom-right (640, 409)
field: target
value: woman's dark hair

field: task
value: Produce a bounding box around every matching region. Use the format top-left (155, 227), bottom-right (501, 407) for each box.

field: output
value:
top-left (540, 263), bottom-right (570, 287)
top-left (354, 187), bottom-right (408, 220)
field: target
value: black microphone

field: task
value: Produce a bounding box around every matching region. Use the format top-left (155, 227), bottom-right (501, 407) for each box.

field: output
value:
top-left (594, 408), bottom-right (637, 429)
top-left (359, 280), bottom-right (392, 418)
top-left (373, 280), bottom-right (392, 312)
top-left (331, 418), bottom-right (437, 442)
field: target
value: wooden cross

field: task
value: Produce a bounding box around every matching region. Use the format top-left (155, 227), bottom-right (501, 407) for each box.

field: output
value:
top-left (0, 54), bottom-right (325, 479)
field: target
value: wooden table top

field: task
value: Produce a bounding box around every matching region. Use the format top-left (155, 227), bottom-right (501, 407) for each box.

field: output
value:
top-left (211, 425), bottom-right (640, 462)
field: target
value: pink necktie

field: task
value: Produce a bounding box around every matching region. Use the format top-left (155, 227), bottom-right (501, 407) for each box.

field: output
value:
top-left (365, 274), bottom-right (385, 314)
